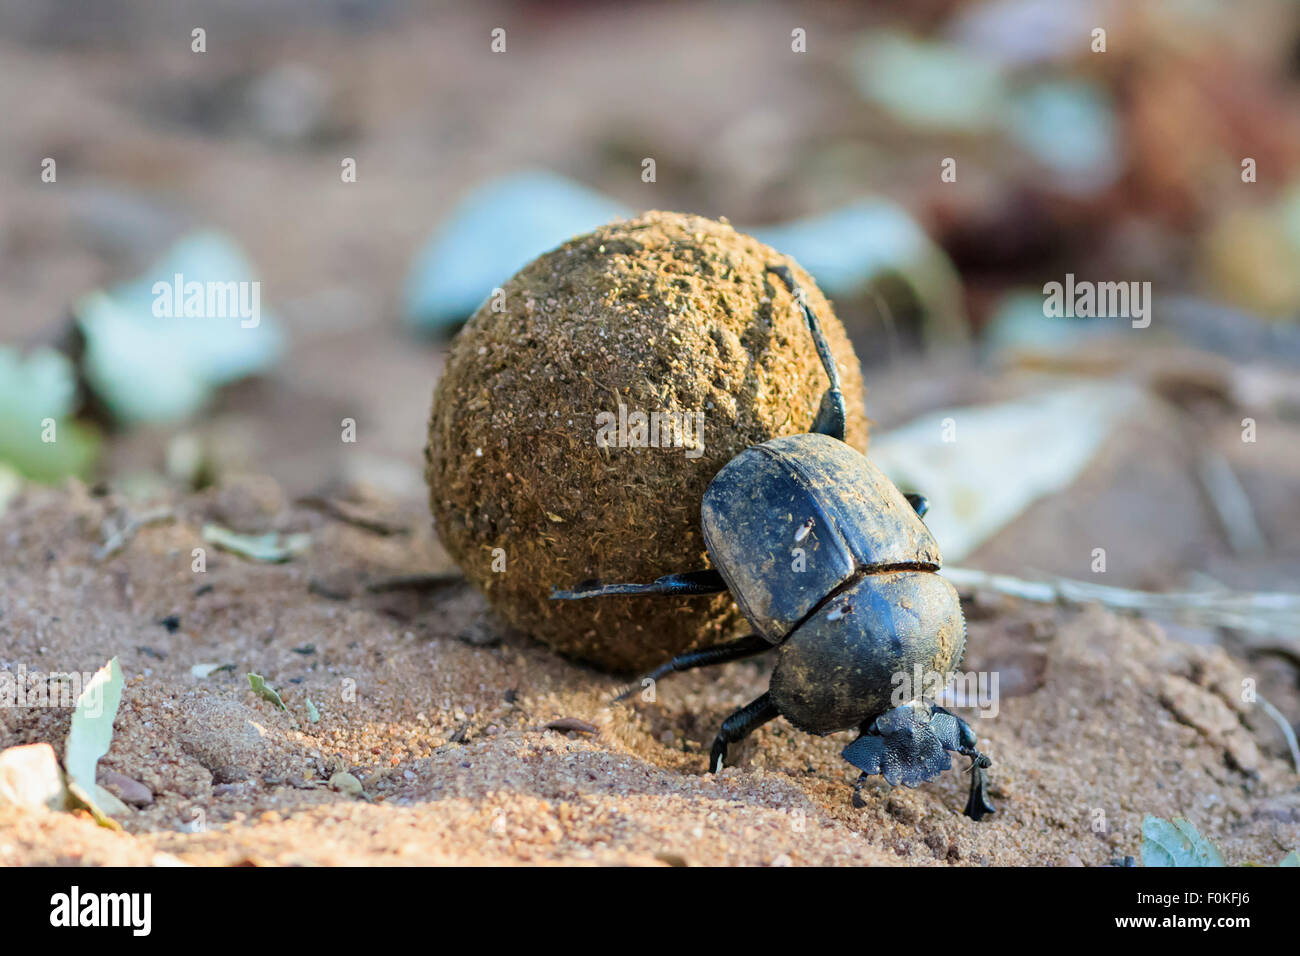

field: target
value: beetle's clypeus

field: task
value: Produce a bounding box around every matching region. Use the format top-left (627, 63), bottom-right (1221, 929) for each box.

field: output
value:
top-left (554, 264), bottom-right (994, 821)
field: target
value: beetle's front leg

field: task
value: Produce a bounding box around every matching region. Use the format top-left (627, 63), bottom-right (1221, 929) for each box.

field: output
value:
top-left (946, 709), bottom-right (996, 821)
top-left (963, 752), bottom-right (995, 821)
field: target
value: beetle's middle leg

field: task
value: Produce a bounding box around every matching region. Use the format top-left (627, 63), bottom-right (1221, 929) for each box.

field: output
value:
top-left (613, 633), bottom-right (772, 702)
top-left (767, 263), bottom-right (848, 443)
top-left (709, 692), bottom-right (780, 773)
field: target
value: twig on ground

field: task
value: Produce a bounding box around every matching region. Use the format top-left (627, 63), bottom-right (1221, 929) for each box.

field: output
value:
top-left (1196, 450), bottom-right (1268, 555)
top-left (1256, 694), bottom-right (1300, 774)
top-left (296, 495), bottom-right (410, 536)
top-left (943, 565), bottom-right (1300, 774)
top-left (940, 566), bottom-right (1300, 644)
top-left (93, 507), bottom-right (175, 561)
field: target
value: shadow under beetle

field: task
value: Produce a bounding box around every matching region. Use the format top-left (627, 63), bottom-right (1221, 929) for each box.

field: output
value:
top-left (553, 264), bottom-right (994, 820)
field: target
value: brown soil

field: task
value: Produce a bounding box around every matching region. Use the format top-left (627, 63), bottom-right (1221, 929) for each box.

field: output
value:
top-left (2, 481), bottom-right (1296, 866)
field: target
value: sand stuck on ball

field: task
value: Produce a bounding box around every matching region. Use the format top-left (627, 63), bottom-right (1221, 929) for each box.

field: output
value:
top-left (426, 211), bottom-right (868, 672)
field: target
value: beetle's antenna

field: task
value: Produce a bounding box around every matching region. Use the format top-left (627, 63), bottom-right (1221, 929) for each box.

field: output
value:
top-left (767, 264), bottom-right (843, 395)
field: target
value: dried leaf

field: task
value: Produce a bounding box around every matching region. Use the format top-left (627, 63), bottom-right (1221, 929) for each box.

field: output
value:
top-left (544, 717), bottom-right (599, 735)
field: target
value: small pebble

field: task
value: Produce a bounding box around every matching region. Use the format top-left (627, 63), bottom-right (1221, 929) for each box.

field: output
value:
top-left (329, 772), bottom-right (364, 796)
top-left (544, 717), bottom-right (599, 735)
top-left (98, 769), bottom-right (153, 807)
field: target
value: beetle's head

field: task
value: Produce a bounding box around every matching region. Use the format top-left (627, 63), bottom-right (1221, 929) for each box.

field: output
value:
top-left (842, 701), bottom-right (995, 821)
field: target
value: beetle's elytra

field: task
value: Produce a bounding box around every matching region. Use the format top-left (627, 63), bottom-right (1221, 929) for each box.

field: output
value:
top-left (553, 263), bottom-right (994, 820)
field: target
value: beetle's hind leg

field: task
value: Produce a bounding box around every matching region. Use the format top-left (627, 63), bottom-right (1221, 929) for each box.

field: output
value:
top-left (551, 568), bottom-right (726, 601)
top-left (613, 633), bottom-right (772, 702)
top-left (766, 263), bottom-right (848, 443)
top-left (851, 772), bottom-right (873, 809)
top-left (709, 692), bottom-right (780, 773)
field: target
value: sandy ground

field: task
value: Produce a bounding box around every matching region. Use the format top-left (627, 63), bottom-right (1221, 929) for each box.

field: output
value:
top-left (1, 1), bottom-right (1298, 869)
top-left (2, 479), bottom-right (1297, 867)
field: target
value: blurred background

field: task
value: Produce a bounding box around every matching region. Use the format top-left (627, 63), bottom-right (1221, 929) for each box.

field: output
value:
top-left (2, 1), bottom-right (1298, 663)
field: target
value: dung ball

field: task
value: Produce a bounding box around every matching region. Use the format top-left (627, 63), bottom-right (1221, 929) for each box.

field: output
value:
top-left (425, 211), bottom-right (868, 672)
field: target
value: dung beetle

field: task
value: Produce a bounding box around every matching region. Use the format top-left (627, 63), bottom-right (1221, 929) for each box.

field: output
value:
top-left (553, 264), bottom-right (994, 820)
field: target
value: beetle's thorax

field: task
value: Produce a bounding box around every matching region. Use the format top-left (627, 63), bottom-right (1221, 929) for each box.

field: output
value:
top-left (767, 567), bottom-right (966, 735)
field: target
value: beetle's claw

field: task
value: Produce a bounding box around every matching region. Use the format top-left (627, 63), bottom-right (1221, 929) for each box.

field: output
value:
top-left (963, 753), bottom-right (996, 821)
top-left (851, 772), bottom-right (870, 808)
top-left (610, 660), bottom-right (675, 704)
top-left (610, 683), bottom-right (639, 704)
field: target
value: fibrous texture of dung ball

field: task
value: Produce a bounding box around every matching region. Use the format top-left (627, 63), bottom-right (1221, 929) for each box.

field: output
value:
top-left (426, 211), bottom-right (868, 672)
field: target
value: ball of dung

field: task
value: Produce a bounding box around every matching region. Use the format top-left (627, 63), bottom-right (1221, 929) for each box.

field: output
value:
top-left (426, 211), bottom-right (868, 672)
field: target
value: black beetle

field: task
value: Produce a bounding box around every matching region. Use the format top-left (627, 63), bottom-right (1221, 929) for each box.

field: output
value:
top-left (553, 264), bottom-right (994, 820)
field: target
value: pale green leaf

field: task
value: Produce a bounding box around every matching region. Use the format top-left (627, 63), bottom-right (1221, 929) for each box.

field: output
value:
top-left (851, 31), bottom-right (1007, 132)
top-left (247, 673), bottom-right (287, 711)
top-left (63, 658), bottom-right (125, 825)
top-left (0, 347), bottom-right (100, 483)
top-left (75, 232), bottom-right (285, 425)
top-left (1140, 815), bottom-right (1226, 867)
top-left (65, 782), bottom-right (122, 830)
top-left (203, 523), bottom-right (310, 562)
top-left (0, 463), bottom-right (21, 517)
